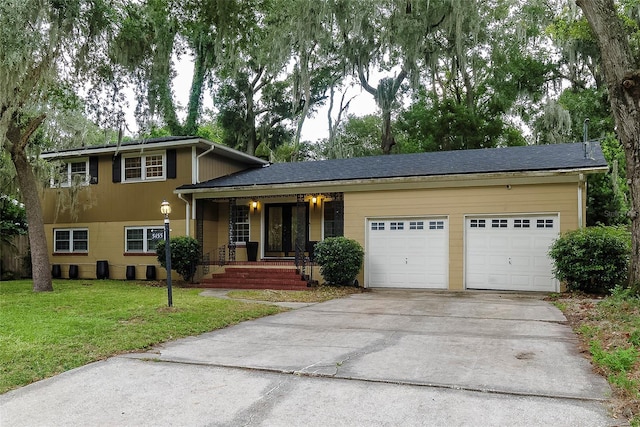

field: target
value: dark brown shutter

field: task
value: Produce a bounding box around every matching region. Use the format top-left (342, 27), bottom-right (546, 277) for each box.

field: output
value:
top-left (166, 149), bottom-right (177, 179)
top-left (89, 156), bottom-right (98, 184)
top-left (112, 154), bottom-right (121, 183)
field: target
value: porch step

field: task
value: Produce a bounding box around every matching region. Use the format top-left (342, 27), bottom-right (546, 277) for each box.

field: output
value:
top-left (200, 266), bottom-right (309, 290)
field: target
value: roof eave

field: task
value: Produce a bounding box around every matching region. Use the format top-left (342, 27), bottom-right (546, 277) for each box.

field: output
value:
top-left (176, 165), bottom-right (609, 197)
top-left (40, 138), bottom-right (268, 166)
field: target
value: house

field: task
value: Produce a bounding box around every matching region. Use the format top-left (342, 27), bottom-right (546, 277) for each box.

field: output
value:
top-left (41, 137), bottom-right (608, 292)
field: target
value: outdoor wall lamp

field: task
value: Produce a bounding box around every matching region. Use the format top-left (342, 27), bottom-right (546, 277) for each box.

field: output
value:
top-left (161, 199), bottom-right (173, 307)
top-left (311, 196), bottom-right (317, 209)
top-left (251, 200), bottom-right (258, 213)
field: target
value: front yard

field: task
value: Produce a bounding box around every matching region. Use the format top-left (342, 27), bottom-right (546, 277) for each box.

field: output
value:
top-left (0, 280), bottom-right (285, 394)
top-left (553, 289), bottom-right (640, 426)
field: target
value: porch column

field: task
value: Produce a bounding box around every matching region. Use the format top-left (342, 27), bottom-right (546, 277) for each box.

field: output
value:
top-left (228, 198), bottom-right (236, 262)
top-left (196, 199), bottom-right (204, 258)
top-left (295, 194), bottom-right (306, 268)
top-left (334, 193), bottom-right (344, 237)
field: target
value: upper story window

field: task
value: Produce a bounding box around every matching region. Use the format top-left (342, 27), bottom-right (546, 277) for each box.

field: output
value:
top-left (52, 159), bottom-right (89, 187)
top-left (54, 228), bottom-right (88, 253)
top-left (122, 152), bottom-right (165, 182)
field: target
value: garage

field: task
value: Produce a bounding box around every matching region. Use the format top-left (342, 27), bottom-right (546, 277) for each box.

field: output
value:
top-left (465, 215), bottom-right (559, 292)
top-left (367, 218), bottom-right (448, 289)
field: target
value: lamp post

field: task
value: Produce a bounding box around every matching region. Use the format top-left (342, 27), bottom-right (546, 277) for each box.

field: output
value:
top-left (161, 199), bottom-right (173, 307)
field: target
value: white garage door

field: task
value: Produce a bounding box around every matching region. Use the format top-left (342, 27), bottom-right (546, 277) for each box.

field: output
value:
top-left (367, 218), bottom-right (448, 289)
top-left (466, 215), bottom-right (559, 292)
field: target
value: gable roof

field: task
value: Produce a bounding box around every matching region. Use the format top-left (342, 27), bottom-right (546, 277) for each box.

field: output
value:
top-left (40, 136), bottom-right (268, 166)
top-left (177, 142), bottom-right (608, 193)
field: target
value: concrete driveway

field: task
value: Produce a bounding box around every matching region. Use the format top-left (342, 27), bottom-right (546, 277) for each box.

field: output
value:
top-left (1, 291), bottom-right (615, 426)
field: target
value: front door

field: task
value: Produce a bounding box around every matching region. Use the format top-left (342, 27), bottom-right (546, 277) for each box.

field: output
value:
top-left (265, 203), bottom-right (308, 257)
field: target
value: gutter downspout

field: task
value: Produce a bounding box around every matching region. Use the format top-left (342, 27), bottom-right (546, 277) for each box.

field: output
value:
top-left (195, 143), bottom-right (216, 184)
top-left (178, 193), bottom-right (191, 236)
top-left (578, 173), bottom-right (585, 228)
top-left (186, 142), bottom-right (215, 237)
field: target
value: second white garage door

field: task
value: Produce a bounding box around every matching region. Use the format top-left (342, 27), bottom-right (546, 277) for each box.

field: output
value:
top-left (465, 215), bottom-right (559, 292)
top-left (367, 218), bottom-right (448, 289)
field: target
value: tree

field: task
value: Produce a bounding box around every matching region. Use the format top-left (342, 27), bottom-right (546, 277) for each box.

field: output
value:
top-left (576, 0), bottom-right (640, 285)
top-left (335, 0), bottom-right (469, 154)
top-left (112, 0), bottom-right (250, 136)
top-left (0, 195), bottom-right (27, 247)
top-left (317, 114), bottom-right (382, 159)
top-left (1, 1), bottom-right (115, 292)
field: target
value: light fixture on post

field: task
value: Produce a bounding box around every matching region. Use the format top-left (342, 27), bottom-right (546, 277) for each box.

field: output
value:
top-left (160, 199), bottom-right (173, 307)
top-left (252, 200), bottom-right (258, 213)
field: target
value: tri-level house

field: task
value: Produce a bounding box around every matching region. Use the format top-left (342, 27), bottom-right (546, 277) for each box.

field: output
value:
top-left (41, 136), bottom-right (607, 292)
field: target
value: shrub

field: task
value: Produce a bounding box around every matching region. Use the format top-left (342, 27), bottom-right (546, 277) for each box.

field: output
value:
top-left (590, 340), bottom-right (638, 373)
top-left (314, 237), bottom-right (364, 286)
top-left (156, 236), bottom-right (201, 283)
top-left (549, 226), bottom-right (630, 294)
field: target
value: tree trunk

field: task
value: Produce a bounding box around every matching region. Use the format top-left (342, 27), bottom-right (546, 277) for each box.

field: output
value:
top-left (576, 0), bottom-right (640, 285)
top-left (184, 49), bottom-right (207, 136)
top-left (8, 123), bottom-right (53, 292)
top-left (381, 109), bottom-right (395, 154)
top-left (245, 86), bottom-right (257, 156)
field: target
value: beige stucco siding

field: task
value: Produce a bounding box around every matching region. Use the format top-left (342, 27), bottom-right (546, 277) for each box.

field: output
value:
top-left (45, 220), bottom-right (186, 280)
top-left (42, 148), bottom-right (192, 224)
top-left (344, 181), bottom-right (580, 290)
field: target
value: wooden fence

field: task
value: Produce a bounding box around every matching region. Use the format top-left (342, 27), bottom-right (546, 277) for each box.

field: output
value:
top-left (0, 234), bottom-right (30, 279)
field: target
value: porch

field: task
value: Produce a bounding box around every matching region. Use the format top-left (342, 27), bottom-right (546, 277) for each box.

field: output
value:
top-left (193, 193), bottom-right (343, 288)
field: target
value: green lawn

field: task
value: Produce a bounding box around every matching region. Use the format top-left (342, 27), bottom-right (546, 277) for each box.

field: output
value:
top-left (227, 286), bottom-right (363, 303)
top-left (0, 280), bottom-right (285, 394)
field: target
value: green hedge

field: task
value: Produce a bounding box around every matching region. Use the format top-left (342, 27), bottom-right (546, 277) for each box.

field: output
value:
top-left (549, 226), bottom-right (630, 294)
top-left (314, 237), bottom-right (364, 286)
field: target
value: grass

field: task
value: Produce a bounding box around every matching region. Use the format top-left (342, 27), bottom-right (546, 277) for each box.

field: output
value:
top-left (227, 285), bottom-right (364, 303)
top-left (0, 279), bottom-right (285, 394)
top-left (552, 287), bottom-right (640, 425)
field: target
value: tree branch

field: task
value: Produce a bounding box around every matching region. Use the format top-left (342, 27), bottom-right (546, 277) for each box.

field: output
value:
top-left (251, 66), bottom-right (266, 91)
top-left (392, 69), bottom-right (408, 94)
top-left (357, 63), bottom-right (378, 96)
top-left (19, 114), bottom-right (47, 150)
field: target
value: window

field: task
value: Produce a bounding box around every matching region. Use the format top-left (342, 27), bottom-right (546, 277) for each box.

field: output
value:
top-left (390, 222), bottom-right (404, 230)
top-left (323, 200), bottom-right (343, 238)
top-left (429, 220), bottom-right (445, 230)
top-left (125, 227), bottom-right (165, 253)
top-left (409, 221), bottom-right (424, 230)
top-left (52, 159), bottom-right (89, 187)
top-left (122, 152), bottom-right (165, 182)
top-left (514, 219), bottom-right (531, 228)
top-left (470, 219), bottom-right (486, 228)
top-left (492, 219), bottom-right (508, 228)
top-left (371, 222), bottom-right (385, 231)
top-left (537, 219), bottom-right (554, 229)
top-left (54, 228), bottom-right (88, 253)
top-left (232, 205), bottom-right (250, 243)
